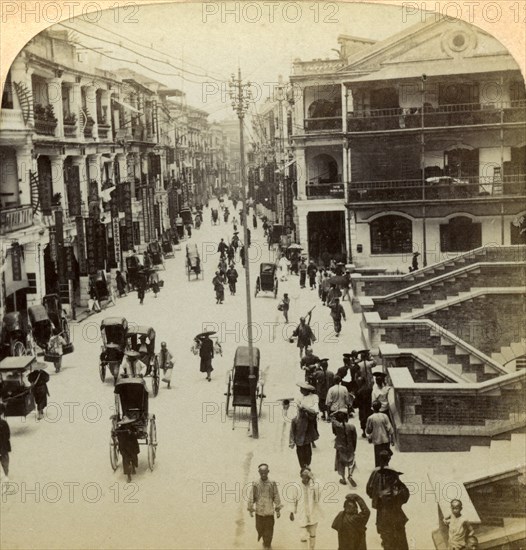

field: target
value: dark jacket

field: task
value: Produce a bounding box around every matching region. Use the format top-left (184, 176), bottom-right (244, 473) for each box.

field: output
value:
top-left (0, 418), bottom-right (11, 455)
top-left (199, 337), bottom-right (214, 359)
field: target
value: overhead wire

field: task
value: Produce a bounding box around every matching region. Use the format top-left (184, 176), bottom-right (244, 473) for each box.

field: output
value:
top-left (58, 22), bottom-right (227, 84)
top-left (53, 33), bottom-right (218, 86)
top-left (80, 18), bottom-right (227, 80)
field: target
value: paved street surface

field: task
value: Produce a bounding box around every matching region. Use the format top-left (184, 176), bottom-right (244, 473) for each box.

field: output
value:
top-left (1, 198), bottom-right (460, 549)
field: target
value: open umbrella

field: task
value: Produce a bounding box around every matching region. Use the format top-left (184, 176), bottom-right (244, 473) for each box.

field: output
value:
top-left (195, 331), bottom-right (217, 339)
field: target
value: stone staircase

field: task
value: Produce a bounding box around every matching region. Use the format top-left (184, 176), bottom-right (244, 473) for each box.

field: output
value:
top-left (492, 338), bottom-right (526, 374)
top-left (351, 244), bottom-right (526, 299)
top-left (378, 323), bottom-right (505, 382)
top-left (359, 263), bottom-right (525, 320)
top-left (430, 434), bottom-right (526, 549)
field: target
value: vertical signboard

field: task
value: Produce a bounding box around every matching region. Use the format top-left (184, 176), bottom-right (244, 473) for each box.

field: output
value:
top-left (148, 186), bottom-right (156, 240)
top-left (11, 243), bottom-right (22, 281)
top-left (76, 216), bottom-right (87, 275)
top-left (85, 217), bottom-right (97, 275)
top-left (96, 222), bottom-right (107, 270)
top-left (66, 165), bottom-right (82, 217)
top-left (141, 186), bottom-right (150, 243)
top-left (113, 218), bottom-right (121, 265)
top-left (123, 182), bottom-right (134, 251)
top-left (54, 209), bottom-right (66, 283)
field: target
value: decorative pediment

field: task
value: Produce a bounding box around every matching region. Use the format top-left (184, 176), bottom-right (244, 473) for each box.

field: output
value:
top-left (339, 20), bottom-right (516, 77)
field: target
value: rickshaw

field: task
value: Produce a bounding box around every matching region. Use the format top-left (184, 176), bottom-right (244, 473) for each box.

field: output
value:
top-left (1, 311), bottom-right (32, 357)
top-left (224, 346), bottom-right (265, 429)
top-left (100, 317), bottom-right (128, 384)
top-left (28, 305), bottom-right (54, 353)
top-left (180, 207), bottom-right (193, 227)
top-left (125, 325), bottom-right (160, 397)
top-left (125, 255), bottom-right (142, 290)
top-left (269, 224), bottom-right (284, 246)
top-left (211, 208), bottom-right (219, 225)
top-left (147, 241), bottom-right (165, 270)
top-left (109, 378), bottom-right (157, 475)
top-left (42, 294), bottom-right (73, 353)
top-left (161, 233), bottom-right (174, 258)
top-left (0, 356), bottom-right (36, 417)
top-left (91, 270), bottom-right (110, 303)
top-left (255, 263), bottom-right (279, 298)
top-left (186, 244), bottom-right (203, 280)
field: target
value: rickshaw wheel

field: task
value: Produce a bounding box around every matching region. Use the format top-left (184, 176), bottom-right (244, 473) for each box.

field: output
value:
top-left (11, 340), bottom-right (26, 356)
top-left (110, 436), bottom-right (119, 471)
top-left (61, 318), bottom-right (70, 343)
top-left (148, 419), bottom-right (157, 470)
top-left (225, 376), bottom-right (231, 415)
top-left (274, 279), bottom-right (279, 298)
top-left (152, 356), bottom-right (160, 397)
top-left (99, 363), bottom-right (106, 383)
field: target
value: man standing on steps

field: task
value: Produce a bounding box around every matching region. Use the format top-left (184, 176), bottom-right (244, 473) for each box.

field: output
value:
top-left (248, 464), bottom-right (283, 550)
top-left (366, 401), bottom-right (395, 467)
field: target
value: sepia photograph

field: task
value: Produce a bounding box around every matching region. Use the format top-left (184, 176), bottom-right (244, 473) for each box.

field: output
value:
top-left (0, 0), bottom-right (525, 548)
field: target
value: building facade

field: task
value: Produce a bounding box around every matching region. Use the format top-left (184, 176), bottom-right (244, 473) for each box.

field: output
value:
top-left (289, 21), bottom-right (526, 269)
top-left (0, 29), bottom-right (226, 319)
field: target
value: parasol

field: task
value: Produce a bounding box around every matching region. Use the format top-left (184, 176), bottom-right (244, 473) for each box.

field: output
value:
top-left (195, 331), bottom-right (217, 339)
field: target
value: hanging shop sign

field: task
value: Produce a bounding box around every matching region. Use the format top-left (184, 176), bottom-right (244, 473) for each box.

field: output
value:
top-left (96, 222), bottom-right (107, 270)
top-left (11, 243), bottom-right (22, 281)
top-left (76, 216), bottom-right (87, 276)
top-left (123, 182), bottom-right (134, 251)
top-left (85, 217), bottom-right (97, 275)
top-left (113, 217), bottom-right (121, 264)
top-left (54, 209), bottom-right (66, 283)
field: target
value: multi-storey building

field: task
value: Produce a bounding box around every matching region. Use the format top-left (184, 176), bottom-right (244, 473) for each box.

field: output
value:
top-left (290, 19), bottom-right (526, 269)
top-left (0, 29), bottom-right (226, 319)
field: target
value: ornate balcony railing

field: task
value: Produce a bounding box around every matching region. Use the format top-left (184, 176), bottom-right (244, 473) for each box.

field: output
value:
top-left (306, 182), bottom-right (344, 199)
top-left (0, 205), bottom-right (34, 235)
top-left (304, 117), bottom-right (342, 132)
top-left (347, 100), bottom-right (526, 132)
top-left (34, 118), bottom-right (57, 136)
top-left (348, 174), bottom-right (526, 203)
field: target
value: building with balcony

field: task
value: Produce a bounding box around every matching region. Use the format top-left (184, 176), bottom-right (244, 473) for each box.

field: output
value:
top-left (0, 29), bottom-right (224, 320)
top-left (289, 20), bottom-right (526, 269)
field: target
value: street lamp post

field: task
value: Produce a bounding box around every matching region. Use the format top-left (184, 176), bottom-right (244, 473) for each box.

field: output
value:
top-left (229, 68), bottom-right (258, 438)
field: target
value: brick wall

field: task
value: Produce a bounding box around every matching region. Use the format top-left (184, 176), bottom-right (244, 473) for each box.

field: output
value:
top-left (467, 474), bottom-right (526, 526)
top-left (427, 294), bottom-right (526, 355)
top-left (355, 246), bottom-right (526, 297)
top-left (397, 382), bottom-right (526, 428)
top-left (373, 265), bottom-right (526, 319)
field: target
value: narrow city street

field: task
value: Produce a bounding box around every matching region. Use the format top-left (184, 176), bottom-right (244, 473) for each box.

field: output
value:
top-left (1, 198), bottom-right (459, 550)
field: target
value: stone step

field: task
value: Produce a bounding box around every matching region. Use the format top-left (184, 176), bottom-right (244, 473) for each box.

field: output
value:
top-left (510, 433), bottom-right (526, 460)
top-left (510, 341), bottom-right (526, 358)
top-left (489, 439), bottom-right (511, 462)
top-left (500, 346), bottom-right (518, 363)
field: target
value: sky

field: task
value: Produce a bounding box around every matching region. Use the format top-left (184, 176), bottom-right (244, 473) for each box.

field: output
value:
top-left (54, 2), bottom-right (425, 121)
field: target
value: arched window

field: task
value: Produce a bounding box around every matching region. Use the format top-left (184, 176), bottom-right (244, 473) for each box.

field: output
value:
top-left (370, 215), bottom-right (412, 254)
top-left (440, 216), bottom-right (481, 252)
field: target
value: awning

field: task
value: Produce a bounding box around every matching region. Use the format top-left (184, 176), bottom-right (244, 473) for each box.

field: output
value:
top-left (275, 159), bottom-right (296, 173)
top-left (113, 98), bottom-right (142, 114)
